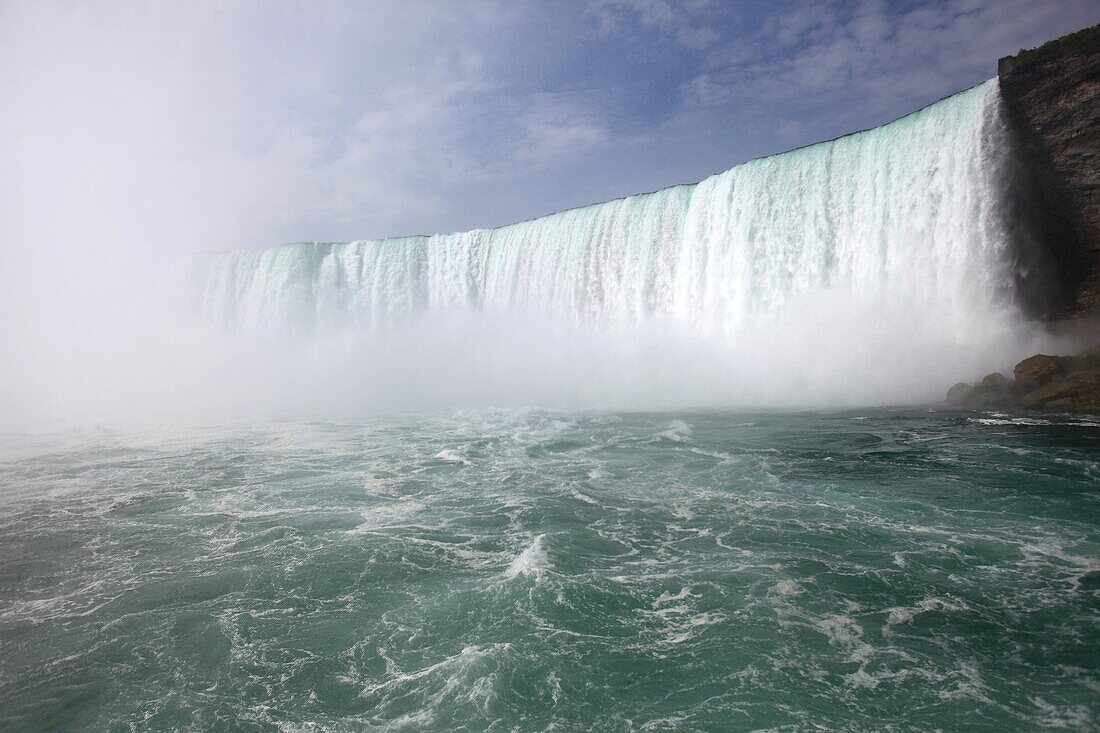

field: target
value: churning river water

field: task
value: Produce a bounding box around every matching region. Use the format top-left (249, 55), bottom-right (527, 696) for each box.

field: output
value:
top-left (1, 407), bottom-right (1098, 731)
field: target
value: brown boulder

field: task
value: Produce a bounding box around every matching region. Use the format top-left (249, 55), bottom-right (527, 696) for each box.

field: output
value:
top-left (1022, 369), bottom-right (1100, 412)
top-left (945, 377), bottom-right (1021, 408)
top-left (1022, 376), bottom-right (1076, 407)
top-left (970, 390), bottom-right (1023, 408)
top-left (979, 372), bottom-right (1016, 392)
top-left (1013, 354), bottom-right (1065, 393)
top-left (946, 382), bottom-right (974, 404)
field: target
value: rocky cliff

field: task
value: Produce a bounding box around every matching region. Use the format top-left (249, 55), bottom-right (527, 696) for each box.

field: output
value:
top-left (998, 25), bottom-right (1100, 322)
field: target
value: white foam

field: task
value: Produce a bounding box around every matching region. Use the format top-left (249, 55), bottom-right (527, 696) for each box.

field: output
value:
top-left (884, 597), bottom-right (966, 629)
top-left (505, 534), bottom-right (550, 579)
top-left (658, 420), bottom-right (693, 442)
top-left (434, 449), bottom-right (470, 465)
top-left (972, 417), bottom-right (1050, 426)
top-left (344, 501), bottom-right (424, 535)
top-left (670, 505), bottom-right (694, 520)
top-left (653, 587), bottom-right (697, 607)
top-left (568, 487), bottom-right (599, 505)
top-left (771, 579), bottom-right (802, 598)
top-left (817, 614), bottom-right (873, 663)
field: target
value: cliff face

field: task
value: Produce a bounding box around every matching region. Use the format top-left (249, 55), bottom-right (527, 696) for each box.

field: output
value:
top-left (998, 25), bottom-right (1100, 321)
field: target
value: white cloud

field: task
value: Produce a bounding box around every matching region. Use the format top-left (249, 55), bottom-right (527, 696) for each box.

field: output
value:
top-left (669, 0), bottom-right (1100, 145)
top-left (586, 0), bottom-right (722, 50)
top-left (515, 92), bottom-right (612, 164)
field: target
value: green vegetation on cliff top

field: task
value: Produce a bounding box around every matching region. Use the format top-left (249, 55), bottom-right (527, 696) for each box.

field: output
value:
top-left (1008, 23), bottom-right (1100, 66)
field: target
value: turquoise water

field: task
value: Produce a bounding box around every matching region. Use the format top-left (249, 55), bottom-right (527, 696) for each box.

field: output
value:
top-left (1, 408), bottom-right (1098, 731)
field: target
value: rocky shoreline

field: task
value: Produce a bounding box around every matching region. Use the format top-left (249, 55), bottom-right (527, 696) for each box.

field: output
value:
top-left (946, 345), bottom-right (1100, 412)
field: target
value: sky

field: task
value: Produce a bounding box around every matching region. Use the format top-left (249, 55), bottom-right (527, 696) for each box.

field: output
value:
top-left (1, 0), bottom-right (1099, 257)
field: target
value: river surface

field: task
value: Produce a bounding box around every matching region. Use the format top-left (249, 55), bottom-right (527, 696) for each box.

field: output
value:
top-left (1, 408), bottom-right (1098, 731)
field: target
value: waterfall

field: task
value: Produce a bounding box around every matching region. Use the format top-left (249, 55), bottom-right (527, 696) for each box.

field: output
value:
top-left (192, 80), bottom-right (1050, 409)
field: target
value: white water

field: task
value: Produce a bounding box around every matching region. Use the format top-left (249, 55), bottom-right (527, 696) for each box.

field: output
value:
top-left (186, 82), bottom-right (1066, 412)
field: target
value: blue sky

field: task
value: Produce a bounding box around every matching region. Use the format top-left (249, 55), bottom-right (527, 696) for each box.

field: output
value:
top-left (2, 0), bottom-right (1099, 255)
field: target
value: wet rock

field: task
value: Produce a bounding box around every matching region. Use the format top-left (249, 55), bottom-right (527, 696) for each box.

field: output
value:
top-left (946, 382), bottom-right (974, 404)
top-left (968, 390), bottom-right (1022, 408)
top-left (979, 372), bottom-right (1016, 392)
top-left (1013, 354), bottom-right (1065, 392)
top-left (1021, 375), bottom-right (1077, 407)
top-left (1022, 369), bottom-right (1100, 412)
top-left (946, 377), bottom-right (1020, 408)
